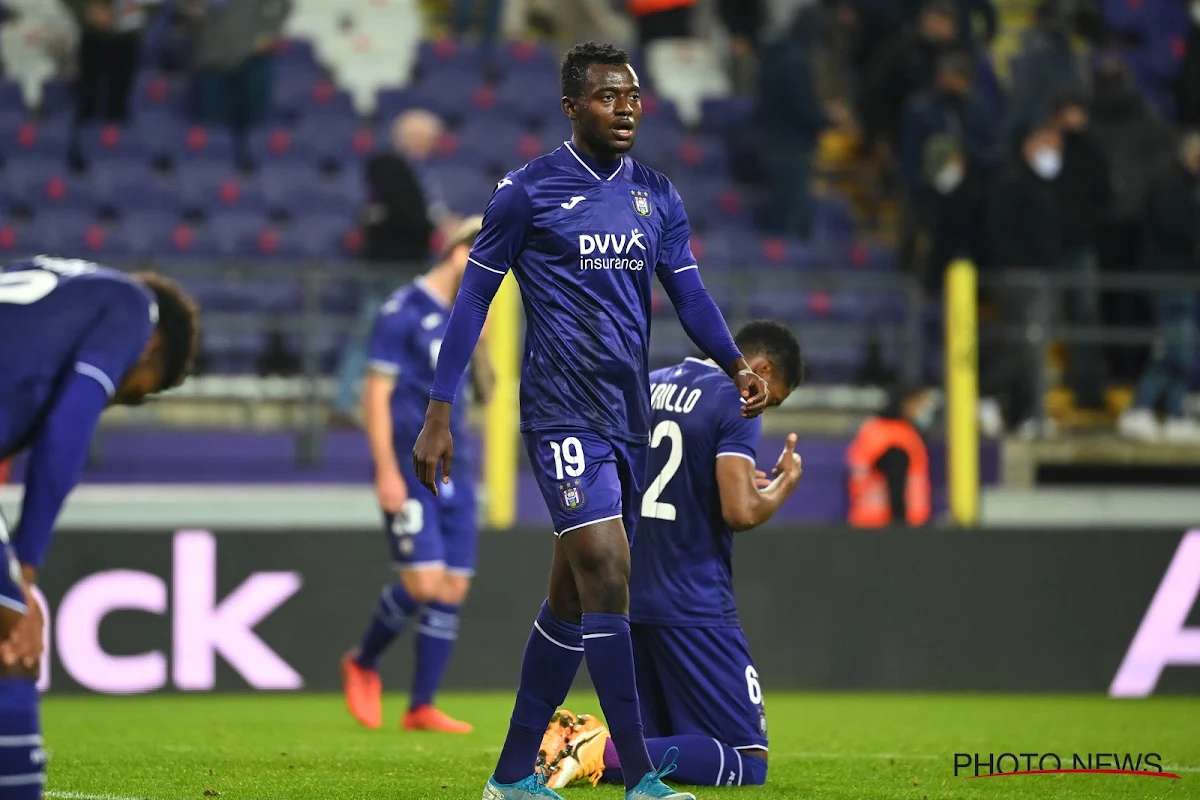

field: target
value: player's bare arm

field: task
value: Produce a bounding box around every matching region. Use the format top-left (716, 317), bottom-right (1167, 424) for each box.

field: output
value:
top-left (363, 370), bottom-right (406, 513)
top-left (717, 434), bottom-right (803, 531)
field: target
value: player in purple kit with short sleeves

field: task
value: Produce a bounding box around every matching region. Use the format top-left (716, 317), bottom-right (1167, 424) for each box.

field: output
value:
top-left (539, 322), bottom-right (805, 790)
top-left (0, 255), bottom-right (199, 800)
top-left (412, 42), bottom-right (771, 800)
top-left (341, 218), bottom-right (490, 735)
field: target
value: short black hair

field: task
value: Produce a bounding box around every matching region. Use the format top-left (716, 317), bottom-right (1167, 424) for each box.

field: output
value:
top-left (134, 271), bottom-right (200, 391)
top-left (734, 320), bottom-right (804, 390)
top-left (561, 41), bottom-right (630, 101)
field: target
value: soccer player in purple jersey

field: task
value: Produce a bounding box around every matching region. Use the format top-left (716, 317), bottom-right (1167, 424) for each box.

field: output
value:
top-left (412, 41), bottom-right (770, 800)
top-left (0, 255), bottom-right (199, 800)
top-left (341, 217), bottom-right (488, 735)
top-left (538, 321), bottom-right (805, 790)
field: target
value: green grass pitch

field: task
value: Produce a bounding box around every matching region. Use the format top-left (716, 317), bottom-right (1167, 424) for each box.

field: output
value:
top-left (42, 693), bottom-right (1200, 800)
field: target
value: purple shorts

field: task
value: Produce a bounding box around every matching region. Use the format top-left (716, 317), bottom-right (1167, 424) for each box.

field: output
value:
top-left (523, 427), bottom-right (648, 542)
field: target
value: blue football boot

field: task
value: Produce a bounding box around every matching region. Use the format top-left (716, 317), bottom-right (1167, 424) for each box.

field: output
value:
top-left (626, 747), bottom-right (696, 800)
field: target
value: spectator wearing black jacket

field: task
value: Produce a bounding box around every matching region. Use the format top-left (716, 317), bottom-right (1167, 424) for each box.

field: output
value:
top-left (858, 0), bottom-right (958, 160)
top-left (1178, 1), bottom-right (1200, 127)
top-left (1050, 90), bottom-right (1112, 409)
top-left (982, 123), bottom-right (1064, 433)
top-left (332, 110), bottom-right (450, 425)
top-left (1118, 132), bottom-right (1200, 443)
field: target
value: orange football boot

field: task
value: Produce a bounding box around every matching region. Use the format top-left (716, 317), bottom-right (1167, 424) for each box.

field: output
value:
top-left (402, 705), bottom-right (474, 733)
top-left (340, 651), bottom-right (382, 729)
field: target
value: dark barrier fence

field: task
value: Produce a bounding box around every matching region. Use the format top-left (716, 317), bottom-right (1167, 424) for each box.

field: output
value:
top-left (32, 527), bottom-right (1200, 696)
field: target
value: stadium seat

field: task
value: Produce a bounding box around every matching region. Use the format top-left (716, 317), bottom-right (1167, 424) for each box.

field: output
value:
top-left (293, 113), bottom-right (377, 165)
top-left (246, 125), bottom-right (322, 166)
top-left (123, 211), bottom-right (204, 257)
top-left (5, 158), bottom-right (97, 213)
top-left (0, 113), bottom-right (70, 158)
top-left (203, 210), bottom-right (272, 257)
top-left (175, 159), bottom-right (268, 216)
top-left (76, 123), bottom-right (144, 161)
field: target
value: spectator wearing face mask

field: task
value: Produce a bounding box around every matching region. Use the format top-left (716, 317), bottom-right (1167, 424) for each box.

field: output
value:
top-left (1117, 132), bottom-right (1200, 443)
top-left (1178, 0), bottom-right (1200, 127)
top-left (846, 383), bottom-right (935, 528)
top-left (1049, 89), bottom-right (1112, 411)
top-left (921, 135), bottom-right (988, 294)
top-left (981, 122), bottom-right (1063, 434)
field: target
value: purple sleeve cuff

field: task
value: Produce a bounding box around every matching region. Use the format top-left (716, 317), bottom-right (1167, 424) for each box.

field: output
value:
top-left (659, 266), bottom-right (743, 371)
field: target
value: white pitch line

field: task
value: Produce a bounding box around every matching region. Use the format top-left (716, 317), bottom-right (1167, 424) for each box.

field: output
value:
top-left (46, 792), bottom-right (163, 800)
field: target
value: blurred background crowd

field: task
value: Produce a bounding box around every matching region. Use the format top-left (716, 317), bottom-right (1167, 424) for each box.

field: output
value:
top-left (0, 0), bottom-right (1198, 444)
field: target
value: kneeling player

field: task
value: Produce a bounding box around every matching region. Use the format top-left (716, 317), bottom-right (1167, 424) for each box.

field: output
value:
top-left (539, 321), bottom-right (805, 788)
top-left (341, 218), bottom-right (490, 733)
top-left (0, 256), bottom-right (200, 799)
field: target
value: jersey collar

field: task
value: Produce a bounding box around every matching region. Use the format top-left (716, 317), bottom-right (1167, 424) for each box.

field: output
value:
top-left (414, 277), bottom-right (451, 311)
top-left (684, 357), bottom-right (721, 370)
top-left (563, 141), bottom-right (625, 181)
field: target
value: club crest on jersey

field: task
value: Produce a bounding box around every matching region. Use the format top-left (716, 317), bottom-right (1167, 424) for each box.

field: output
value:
top-left (559, 480), bottom-right (585, 510)
top-left (631, 190), bottom-right (652, 217)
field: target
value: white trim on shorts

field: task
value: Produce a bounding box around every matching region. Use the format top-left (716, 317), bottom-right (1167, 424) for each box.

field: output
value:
top-left (445, 566), bottom-right (476, 578)
top-left (713, 738), bottom-right (725, 786)
top-left (555, 513), bottom-right (623, 537)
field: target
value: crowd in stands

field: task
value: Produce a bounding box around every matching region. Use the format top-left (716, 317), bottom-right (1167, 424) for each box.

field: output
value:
top-left (0, 0), bottom-right (1198, 440)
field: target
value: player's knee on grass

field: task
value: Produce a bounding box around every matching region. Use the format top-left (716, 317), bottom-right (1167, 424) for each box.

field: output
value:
top-left (561, 519), bottom-right (631, 614)
top-left (436, 573), bottom-right (471, 605)
top-left (741, 748), bottom-right (768, 785)
top-left (399, 566), bottom-right (446, 603)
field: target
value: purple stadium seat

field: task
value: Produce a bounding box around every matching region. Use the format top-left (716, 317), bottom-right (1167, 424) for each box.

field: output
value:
top-left (24, 211), bottom-right (117, 256)
top-left (76, 123), bottom-right (144, 161)
top-left (5, 158), bottom-right (97, 213)
top-left (0, 114), bottom-right (70, 158)
top-left (290, 214), bottom-right (358, 260)
top-left (293, 113), bottom-right (377, 164)
top-left (258, 162), bottom-right (359, 215)
top-left (425, 163), bottom-right (493, 215)
top-left (492, 76), bottom-right (564, 127)
top-left (160, 124), bottom-right (237, 164)
top-left (123, 210), bottom-right (188, 256)
top-left (89, 157), bottom-right (152, 203)
top-left (175, 159), bottom-right (267, 215)
top-left (417, 39), bottom-right (485, 78)
top-left (375, 87), bottom-right (426, 121)
top-left (131, 71), bottom-right (187, 114)
top-left (40, 80), bottom-right (72, 117)
top-left (276, 38), bottom-right (319, 68)
top-left (246, 125), bottom-right (322, 166)
top-left (203, 210), bottom-right (271, 257)
top-left (499, 41), bottom-right (559, 78)
top-left (0, 82), bottom-right (23, 111)
top-left (133, 110), bottom-right (188, 160)
top-left (410, 71), bottom-right (492, 121)
top-left (454, 118), bottom-right (543, 168)
top-left (275, 78), bottom-right (355, 120)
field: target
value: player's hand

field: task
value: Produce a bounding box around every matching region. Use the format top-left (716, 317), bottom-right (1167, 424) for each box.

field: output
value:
top-left (772, 433), bottom-right (803, 487)
top-left (0, 586), bottom-right (43, 670)
top-left (375, 467), bottom-right (408, 514)
top-left (754, 469), bottom-right (772, 490)
top-left (413, 401), bottom-right (454, 496)
top-left (735, 368), bottom-right (770, 418)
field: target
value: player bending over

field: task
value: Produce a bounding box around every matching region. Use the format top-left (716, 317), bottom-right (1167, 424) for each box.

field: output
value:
top-left (341, 217), bottom-right (491, 734)
top-left (412, 41), bottom-right (770, 800)
top-left (0, 256), bottom-right (199, 799)
top-left (538, 321), bottom-right (805, 790)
